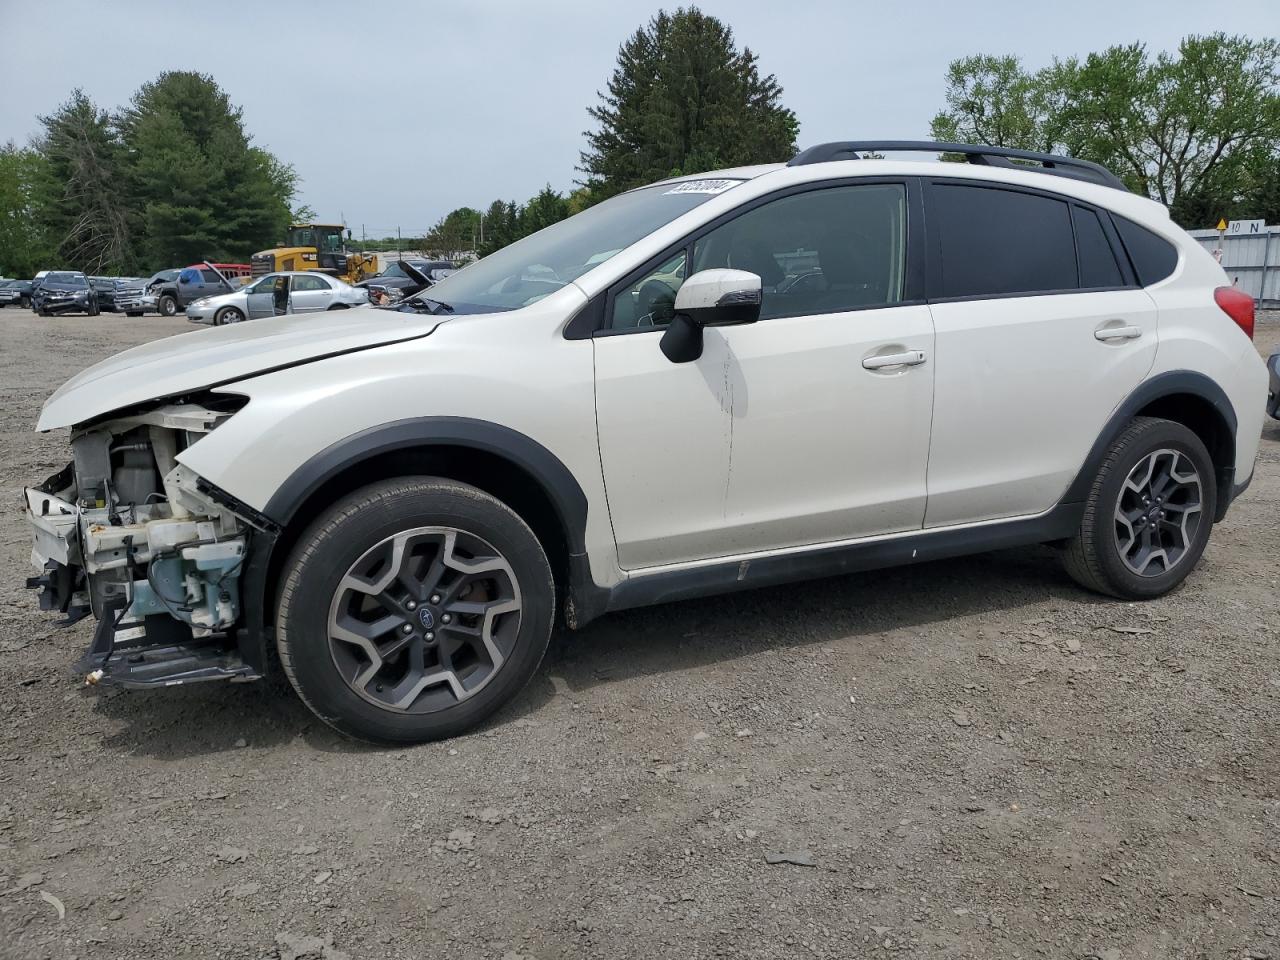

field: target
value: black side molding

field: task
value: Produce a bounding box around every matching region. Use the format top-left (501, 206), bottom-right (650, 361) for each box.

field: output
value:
top-left (605, 503), bottom-right (1081, 613)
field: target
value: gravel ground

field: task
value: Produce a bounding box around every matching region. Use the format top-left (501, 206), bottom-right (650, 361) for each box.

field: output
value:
top-left (0, 309), bottom-right (1277, 960)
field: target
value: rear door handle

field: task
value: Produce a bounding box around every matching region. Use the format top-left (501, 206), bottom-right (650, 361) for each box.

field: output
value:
top-left (1094, 324), bottom-right (1143, 341)
top-left (862, 350), bottom-right (927, 370)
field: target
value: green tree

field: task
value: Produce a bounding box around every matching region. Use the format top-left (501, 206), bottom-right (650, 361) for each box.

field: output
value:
top-left (518, 185), bottom-right (569, 236)
top-left (477, 199), bottom-right (520, 258)
top-left (930, 35), bottom-right (1280, 226)
top-left (32, 90), bottom-right (132, 273)
top-left (424, 206), bottom-right (481, 258)
top-left (581, 7), bottom-right (798, 196)
top-left (930, 54), bottom-right (1060, 151)
top-left (117, 71), bottom-right (294, 265)
top-left (0, 143), bottom-right (54, 276)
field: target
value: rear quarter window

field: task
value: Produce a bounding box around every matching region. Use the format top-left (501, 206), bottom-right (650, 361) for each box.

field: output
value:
top-left (931, 183), bottom-right (1077, 299)
top-left (1112, 216), bottom-right (1178, 287)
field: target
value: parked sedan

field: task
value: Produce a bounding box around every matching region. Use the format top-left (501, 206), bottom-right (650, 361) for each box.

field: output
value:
top-left (186, 271), bottom-right (369, 325)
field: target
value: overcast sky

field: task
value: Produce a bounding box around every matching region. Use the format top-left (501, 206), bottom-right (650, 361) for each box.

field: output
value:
top-left (1, 0), bottom-right (1274, 236)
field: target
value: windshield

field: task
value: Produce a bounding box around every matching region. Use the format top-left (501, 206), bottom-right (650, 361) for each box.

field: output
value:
top-left (412, 181), bottom-right (742, 314)
top-left (43, 272), bottom-right (88, 289)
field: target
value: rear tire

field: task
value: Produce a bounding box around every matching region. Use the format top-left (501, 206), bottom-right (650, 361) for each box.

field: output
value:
top-left (276, 478), bottom-right (554, 745)
top-left (1062, 417), bottom-right (1216, 600)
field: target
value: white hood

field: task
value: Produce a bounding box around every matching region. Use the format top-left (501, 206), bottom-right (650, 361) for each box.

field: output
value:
top-left (38, 306), bottom-right (444, 431)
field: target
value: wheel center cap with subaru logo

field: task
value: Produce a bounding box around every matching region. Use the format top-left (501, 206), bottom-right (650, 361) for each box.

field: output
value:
top-left (417, 607), bottom-right (435, 630)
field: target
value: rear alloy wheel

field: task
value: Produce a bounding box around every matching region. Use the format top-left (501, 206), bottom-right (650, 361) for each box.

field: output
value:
top-left (1062, 417), bottom-right (1215, 599)
top-left (276, 478), bottom-right (554, 744)
top-left (215, 306), bottom-right (245, 325)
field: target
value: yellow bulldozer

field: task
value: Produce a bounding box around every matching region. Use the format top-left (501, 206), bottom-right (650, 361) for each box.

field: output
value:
top-left (251, 224), bottom-right (379, 283)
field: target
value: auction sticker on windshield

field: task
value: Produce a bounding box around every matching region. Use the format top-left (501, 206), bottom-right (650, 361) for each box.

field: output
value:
top-left (664, 179), bottom-right (739, 195)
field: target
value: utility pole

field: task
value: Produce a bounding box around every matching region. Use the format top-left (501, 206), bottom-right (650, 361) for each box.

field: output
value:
top-left (397, 226), bottom-right (402, 261)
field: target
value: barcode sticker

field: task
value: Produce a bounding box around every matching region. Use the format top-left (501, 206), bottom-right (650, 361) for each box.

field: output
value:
top-left (664, 179), bottom-right (738, 195)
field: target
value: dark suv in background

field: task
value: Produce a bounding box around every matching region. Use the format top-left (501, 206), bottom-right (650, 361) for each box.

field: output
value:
top-left (31, 272), bottom-right (98, 316)
top-left (357, 259), bottom-right (454, 303)
top-left (0, 280), bottom-right (34, 309)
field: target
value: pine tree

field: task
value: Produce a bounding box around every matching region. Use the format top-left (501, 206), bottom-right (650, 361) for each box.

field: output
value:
top-left (117, 72), bottom-right (293, 265)
top-left (32, 90), bottom-right (132, 273)
top-left (581, 7), bottom-right (798, 196)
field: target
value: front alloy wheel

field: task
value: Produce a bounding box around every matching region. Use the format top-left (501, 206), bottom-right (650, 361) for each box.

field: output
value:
top-left (328, 527), bottom-right (522, 713)
top-left (277, 478), bottom-right (554, 744)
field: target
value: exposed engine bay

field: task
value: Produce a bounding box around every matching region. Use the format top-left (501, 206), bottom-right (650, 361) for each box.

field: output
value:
top-left (25, 398), bottom-right (259, 688)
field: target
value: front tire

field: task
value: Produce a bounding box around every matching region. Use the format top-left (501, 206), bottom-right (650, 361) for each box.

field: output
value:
top-left (215, 306), bottom-right (245, 325)
top-left (1062, 417), bottom-right (1216, 600)
top-left (276, 478), bottom-right (554, 744)
top-left (157, 294), bottom-right (178, 317)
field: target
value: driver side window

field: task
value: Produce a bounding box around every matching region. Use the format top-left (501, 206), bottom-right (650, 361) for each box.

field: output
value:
top-left (609, 251), bottom-right (687, 330)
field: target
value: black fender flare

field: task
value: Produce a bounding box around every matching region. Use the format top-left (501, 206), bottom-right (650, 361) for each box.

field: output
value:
top-left (237, 418), bottom-right (597, 672)
top-left (260, 416), bottom-right (589, 549)
top-left (1059, 369), bottom-right (1238, 515)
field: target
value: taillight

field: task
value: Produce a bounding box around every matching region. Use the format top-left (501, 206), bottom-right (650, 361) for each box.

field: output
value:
top-left (1214, 286), bottom-right (1255, 340)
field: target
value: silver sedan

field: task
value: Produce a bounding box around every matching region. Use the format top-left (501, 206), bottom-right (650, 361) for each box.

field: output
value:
top-left (186, 271), bottom-right (370, 325)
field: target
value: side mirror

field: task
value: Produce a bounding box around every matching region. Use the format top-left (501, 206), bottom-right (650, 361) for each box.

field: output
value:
top-left (660, 269), bottom-right (762, 363)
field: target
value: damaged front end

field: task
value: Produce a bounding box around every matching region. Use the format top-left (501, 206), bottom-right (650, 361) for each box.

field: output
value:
top-left (25, 397), bottom-right (263, 689)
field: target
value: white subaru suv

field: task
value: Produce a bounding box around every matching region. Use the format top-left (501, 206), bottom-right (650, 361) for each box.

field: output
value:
top-left (24, 141), bottom-right (1268, 744)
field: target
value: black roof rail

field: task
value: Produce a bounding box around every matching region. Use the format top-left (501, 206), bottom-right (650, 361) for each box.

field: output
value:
top-left (787, 140), bottom-right (1129, 191)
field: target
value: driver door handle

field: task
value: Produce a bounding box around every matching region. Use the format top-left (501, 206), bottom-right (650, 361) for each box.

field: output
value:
top-left (863, 350), bottom-right (927, 370)
top-left (1094, 324), bottom-right (1143, 341)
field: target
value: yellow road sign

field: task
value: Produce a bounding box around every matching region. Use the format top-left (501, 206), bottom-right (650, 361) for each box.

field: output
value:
top-left (1216, 218), bottom-right (1228, 231)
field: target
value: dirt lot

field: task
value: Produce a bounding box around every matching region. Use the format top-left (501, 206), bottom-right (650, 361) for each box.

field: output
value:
top-left (0, 309), bottom-right (1276, 960)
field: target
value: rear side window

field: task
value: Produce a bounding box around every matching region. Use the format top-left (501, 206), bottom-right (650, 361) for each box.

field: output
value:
top-left (200, 269), bottom-right (221, 284)
top-left (1072, 206), bottom-right (1124, 288)
top-left (932, 184), bottom-right (1076, 298)
top-left (1112, 216), bottom-right (1178, 286)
